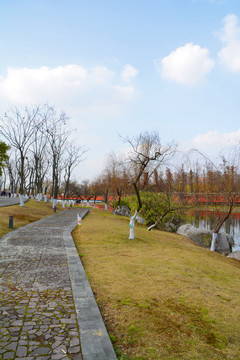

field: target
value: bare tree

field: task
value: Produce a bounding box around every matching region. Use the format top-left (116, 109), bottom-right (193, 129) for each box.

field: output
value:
top-left (63, 144), bottom-right (87, 199)
top-left (95, 171), bottom-right (111, 209)
top-left (0, 106), bottom-right (41, 205)
top-left (45, 109), bottom-right (71, 207)
top-left (30, 112), bottom-right (50, 201)
top-left (81, 180), bottom-right (93, 206)
top-left (89, 179), bottom-right (102, 208)
top-left (122, 131), bottom-right (176, 239)
top-left (189, 149), bottom-right (237, 251)
top-left (106, 153), bottom-right (130, 207)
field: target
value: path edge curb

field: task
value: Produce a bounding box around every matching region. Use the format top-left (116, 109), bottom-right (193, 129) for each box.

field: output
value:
top-left (63, 209), bottom-right (118, 360)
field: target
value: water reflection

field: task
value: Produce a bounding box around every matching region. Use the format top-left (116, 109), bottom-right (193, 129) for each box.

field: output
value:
top-left (190, 210), bottom-right (240, 251)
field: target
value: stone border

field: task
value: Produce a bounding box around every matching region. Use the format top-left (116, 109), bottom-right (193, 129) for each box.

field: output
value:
top-left (63, 209), bottom-right (117, 360)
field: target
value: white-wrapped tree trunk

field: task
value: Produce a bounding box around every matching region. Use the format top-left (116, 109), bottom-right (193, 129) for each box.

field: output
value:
top-left (62, 200), bottom-right (65, 208)
top-left (44, 194), bottom-right (47, 202)
top-left (53, 198), bottom-right (57, 208)
top-left (104, 203), bottom-right (108, 211)
top-left (37, 193), bottom-right (41, 202)
top-left (20, 195), bottom-right (24, 207)
top-left (210, 232), bottom-right (218, 251)
top-left (129, 211), bottom-right (138, 239)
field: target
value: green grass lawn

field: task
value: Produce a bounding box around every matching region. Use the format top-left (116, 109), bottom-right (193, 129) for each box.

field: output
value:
top-left (0, 199), bottom-right (64, 237)
top-left (72, 209), bottom-right (240, 360)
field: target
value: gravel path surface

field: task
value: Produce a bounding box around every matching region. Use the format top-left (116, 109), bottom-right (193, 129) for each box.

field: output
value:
top-left (0, 209), bottom-right (117, 360)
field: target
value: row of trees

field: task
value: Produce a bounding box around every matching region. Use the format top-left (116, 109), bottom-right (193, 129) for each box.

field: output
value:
top-left (0, 107), bottom-right (238, 251)
top-left (0, 105), bottom-right (86, 206)
top-left (67, 153), bottom-right (239, 208)
top-left (64, 133), bottom-right (239, 249)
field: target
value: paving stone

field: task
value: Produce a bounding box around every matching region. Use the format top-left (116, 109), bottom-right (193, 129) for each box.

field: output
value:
top-left (52, 340), bottom-right (62, 349)
top-left (53, 344), bottom-right (67, 354)
top-left (30, 346), bottom-right (51, 355)
top-left (0, 341), bottom-right (8, 347)
top-left (71, 354), bottom-right (83, 360)
top-left (70, 337), bottom-right (80, 347)
top-left (5, 341), bottom-right (17, 351)
top-left (3, 351), bottom-right (15, 359)
top-left (16, 345), bottom-right (27, 357)
top-left (18, 340), bottom-right (28, 345)
top-left (68, 345), bottom-right (81, 354)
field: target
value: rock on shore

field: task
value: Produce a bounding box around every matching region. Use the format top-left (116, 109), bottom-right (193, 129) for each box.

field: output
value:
top-left (177, 223), bottom-right (233, 255)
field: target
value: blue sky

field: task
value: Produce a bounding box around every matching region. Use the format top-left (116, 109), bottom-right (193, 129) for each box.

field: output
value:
top-left (1, 0), bottom-right (240, 180)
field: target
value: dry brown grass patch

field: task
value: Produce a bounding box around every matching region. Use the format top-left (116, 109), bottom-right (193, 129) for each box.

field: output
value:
top-left (73, 209), bottom-right (240, 360)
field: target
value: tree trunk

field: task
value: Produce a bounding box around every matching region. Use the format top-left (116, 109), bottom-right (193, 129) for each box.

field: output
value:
top-left (19, 153), bottom-right (25, 206)
top-left (210, 233), bottom-right (218, 251)
top-left (53, 198), bottom-right (57, 208)
top-left (118, 196), bottom-right (121, 208)
top-left (20, 194), bottom-right (24, 207)
top-left (129, 210), bottom-right (138, 239)
top-left (210, 199), bottom-right (233, 251)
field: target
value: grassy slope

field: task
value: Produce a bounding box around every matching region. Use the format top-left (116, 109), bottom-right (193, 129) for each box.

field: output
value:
top-left (0, 199), bottom-right (64, 237)
top-left (72, 209), bottom-right (240, 360)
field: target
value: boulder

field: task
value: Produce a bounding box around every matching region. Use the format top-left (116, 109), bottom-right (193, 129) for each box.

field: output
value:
top-left (177, 224), bottom-right (233, 254)
top-left (160, 220), bottom-right (182, 233)
top-left (227, 251), bottom-right (240, 261)
top-left (177, 224), bottom-right (212, 248)
top-left (112, 206), bottom-right (131, 217)
top-left (215, 232), bottom-right (233, 255)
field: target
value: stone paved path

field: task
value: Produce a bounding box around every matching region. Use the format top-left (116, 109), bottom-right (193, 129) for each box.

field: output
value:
top-left (0, 209), bottom-right (117, 360)
top-left (0, 197), bottom-right (28, 207)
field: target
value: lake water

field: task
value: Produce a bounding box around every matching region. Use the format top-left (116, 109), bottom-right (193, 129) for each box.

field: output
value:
top-left (190, 210), bottom-right (240, 252)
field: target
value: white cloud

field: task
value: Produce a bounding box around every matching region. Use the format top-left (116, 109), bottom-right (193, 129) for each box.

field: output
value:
top-left (121, 64), bottom-right (138, 83)
top-left (0, 64), bottom-right (138, 117)
top-left (113, 85), bottom-right (138, 101)
top-left (89, 66), bottom-right (115, 85)
top-left (157, 42), bottom-right (215, 85)
top-left (218, 14), bottom-right (240, 72)
top-left (182, 129), bottom-right (240, 155)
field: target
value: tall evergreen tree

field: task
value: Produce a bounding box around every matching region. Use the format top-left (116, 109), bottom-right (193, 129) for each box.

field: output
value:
top-left (0, 141), bottom-right (9, 176)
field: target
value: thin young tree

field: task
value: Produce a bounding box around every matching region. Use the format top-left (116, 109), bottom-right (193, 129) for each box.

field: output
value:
top-left (95, 171), bottom-right (111, 209)
top-left (63, 144), bottom-right (87, 199)
top-left (122, 131), bottom-right (176, 239)
top-left (106, 153), bottom-right (130, 207)
top-left (45, 109), bottom-right (71, 207)
top-left (30, 112), bottom-right (50, 201)
top-left (190, 149), bottom-right (237, 251)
